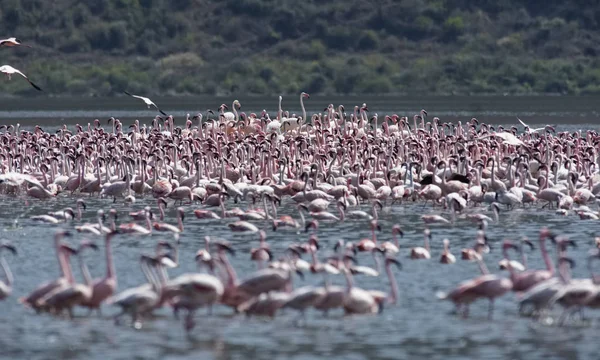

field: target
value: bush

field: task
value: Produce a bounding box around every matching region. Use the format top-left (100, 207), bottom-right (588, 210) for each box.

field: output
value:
top-left (357, 30), bottom-right (379, 50)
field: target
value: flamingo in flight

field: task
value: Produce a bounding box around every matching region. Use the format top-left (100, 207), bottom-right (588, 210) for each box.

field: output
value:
top-left (123, 91), bottom-right (167, 116)
top-left (0, 37), bottom-right (31, 48)
top-left (0, 65), bottom-right (42, 91)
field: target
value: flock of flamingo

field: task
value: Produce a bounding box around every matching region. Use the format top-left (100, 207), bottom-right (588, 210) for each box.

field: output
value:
top-left (1, 39), bottom-right (600, 332)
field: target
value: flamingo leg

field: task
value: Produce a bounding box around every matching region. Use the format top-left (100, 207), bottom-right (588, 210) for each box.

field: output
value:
top-left (113, 310), bottom-right (125, 325)
top-left (184, 309), bottom-right (196, 332)
top-left (488, 298), bottom-right (494, 320)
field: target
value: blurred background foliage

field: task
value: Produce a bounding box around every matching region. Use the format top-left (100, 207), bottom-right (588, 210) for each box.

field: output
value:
top-left (1, 0), bottom-right (599, 96)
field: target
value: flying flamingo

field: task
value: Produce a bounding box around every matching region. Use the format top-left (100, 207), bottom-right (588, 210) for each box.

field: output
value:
top-left (0, 37), bottom-right (31, 48)
top-left (0, 65), bottom-right (42, 90)
top-left (123, 91), bottom-right (167, 116)
top-left (0, 242), bottom-right (16, 300)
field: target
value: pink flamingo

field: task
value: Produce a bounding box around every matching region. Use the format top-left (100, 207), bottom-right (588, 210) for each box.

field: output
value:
top-left (380, 224), bottom-right (403, 254)
top-left (153, 207), bottom-right (185, 233)
top-left (250, 230), bottom-right (272, 269)
top-left (82, 231), bottom-right (118, 315)
top-left (510, 227), bottom-right (555, 293)
top-left (410, 228), bottom-right (431, 259)
top-left (37, 240), bottom-right (98, 318)
top-left (440, 239), bottom-right (456, 264)
top-left (20, 230), bottom-right (74, 310)
top-left (0, 242), bottom-right (16, 300)
top-left (438, 240), bottom-right (514, 318)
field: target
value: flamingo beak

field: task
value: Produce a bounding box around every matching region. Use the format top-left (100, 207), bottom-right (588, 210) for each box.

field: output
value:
top-left (1, 244), bottom-right (17, 255)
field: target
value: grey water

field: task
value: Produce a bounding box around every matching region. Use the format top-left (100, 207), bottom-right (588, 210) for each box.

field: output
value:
top-left (0, 95), bottom-right (600, 128)
top-left (0, 96), bottom-right (599, 360)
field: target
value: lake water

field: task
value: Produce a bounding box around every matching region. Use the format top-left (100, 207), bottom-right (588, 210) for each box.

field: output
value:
top-left (0, 95), bottom-right (599, 128)
top-left (0, 96), bottom-right (598, 360)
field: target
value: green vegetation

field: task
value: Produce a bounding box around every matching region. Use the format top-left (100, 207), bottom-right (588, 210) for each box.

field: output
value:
top-left (1, 0), bottom-right (600, 96)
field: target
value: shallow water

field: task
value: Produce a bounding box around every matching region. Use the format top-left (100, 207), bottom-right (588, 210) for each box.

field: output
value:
top-left (0, 96), bottom-right (599, 360)
top-left (1, 95), bottom-right (600, 127)
top-left (0, 195), bottom-right (598, 360)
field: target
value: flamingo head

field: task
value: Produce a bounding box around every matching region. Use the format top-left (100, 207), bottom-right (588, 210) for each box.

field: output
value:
top-left (76, 199), bottom-right (87, 210)
top-left (539, 227), bottom-right (555, 242)
top-left (502, 240), bottom-right (519, 253)
top-left (385, 257), bottom-right (402, 270)
top-left (78, 240), bottom-right (99, 252)
top-left (214, 240), bottom-right (235, 256)
top-left (391, 225), bottom-right (403, 237)
top-left (307, 234), bottom-right (320, 250)
top-left (0, 242), bottom-right (17, 255)
top-left (521, 238), bottom-right (535, 251)
top-left (370, 220), bottom-right (381, 232)
top-left (558, 256), bottom-right (576, 269)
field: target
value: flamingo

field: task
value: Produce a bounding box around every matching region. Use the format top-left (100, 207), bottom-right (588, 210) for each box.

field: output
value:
top-left (0, 242), bottom-right (16, 300)
top-left (380, 224), bottom-right (403, 255)
top-left (19, 230), bottom-right (74, 310)
top-left (37, 240), bottom-right (98, 318)
top-left (153, 207), bottom-right (185, 233)
top-left (250, 230), bottom-right (272, 269)
top-left (110, 254), bottom-right (164, 327)
top-left (228, 221), bottom-right (259, 233)
top-left (119, 208), bottom-right (153, 235)
top-left (0, 37), bottom-right (31, 48)
top-left (82, 231), bottom-right (119, 315)
top-left (410, 228), bottom-right (431, 259)
top-left (509, 228), bottom-right (556, 293)
top-left (440, 239), bottom-right (456, 264)
top-left (123, 91), bottom-right (167, 115)
top-left (0, 65), bottom-right (42, 90)
top-left (438, 241), bottom-right (514, 318)
top-left (162, 270), bottom-right (224, 331)
top-left (341, 255), bottom-right (379, 315)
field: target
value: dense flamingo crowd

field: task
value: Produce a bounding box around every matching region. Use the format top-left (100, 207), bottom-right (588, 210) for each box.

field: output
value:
top-left (0, 94), bottom-right (600, 333)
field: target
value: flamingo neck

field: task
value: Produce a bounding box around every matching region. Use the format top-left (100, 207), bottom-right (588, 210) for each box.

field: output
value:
top-left (540, 239), bottom-right (554, 274)
top-left (220, 252), bottom-right (237, 286)
top-left (502, 247), bottom-right (517, 280)
top-left (300, 94), bottom-right (306, 128)
top-left (79, 254), bottom-right (93, 286)
top-left (476, 256), bottom-right (490, 275)
top-left (158, 201), bottom-right (165, 221)
top-left (105, 236), bottom-right (115, 280)
top-left (386, 263), bottom-right (398, 304)
top-left (63, 250), bottom-right (75, 284)
top-left (0, 256), bottom-right (13, 286)
top-left (55, 237), bottom-right (66, 278)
